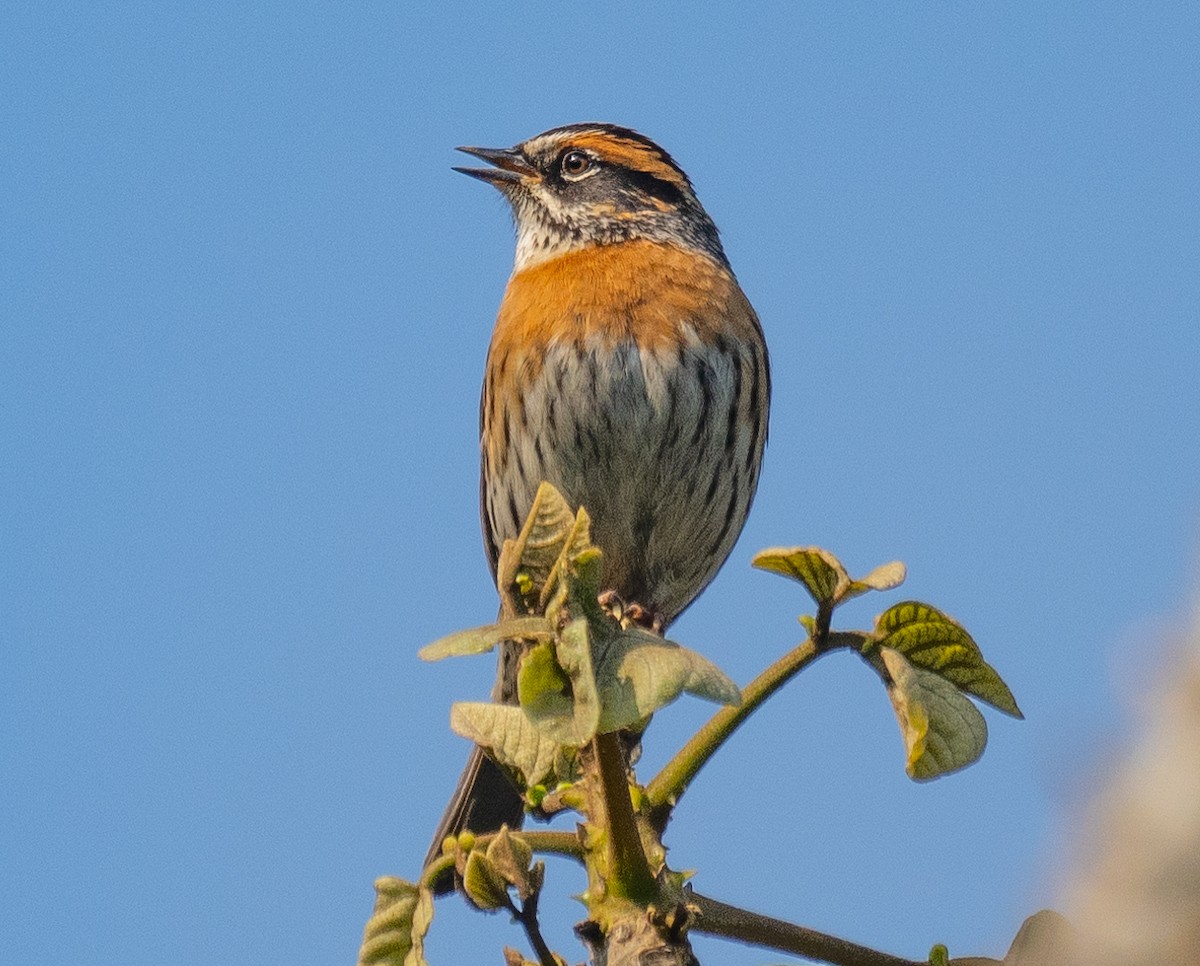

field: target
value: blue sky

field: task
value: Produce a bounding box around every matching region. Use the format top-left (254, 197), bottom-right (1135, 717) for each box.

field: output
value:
top-left (3, 3), bottom-right (1198, 964)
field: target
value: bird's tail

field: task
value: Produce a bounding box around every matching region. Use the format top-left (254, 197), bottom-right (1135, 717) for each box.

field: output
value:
top-left (424, 639), bottom-right (527, 894)
top-left (423, 744), bottom-right (526, 894)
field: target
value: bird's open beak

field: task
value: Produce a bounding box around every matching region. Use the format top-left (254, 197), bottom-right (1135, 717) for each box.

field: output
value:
top-left (453, 145), bottom-right (538, 185)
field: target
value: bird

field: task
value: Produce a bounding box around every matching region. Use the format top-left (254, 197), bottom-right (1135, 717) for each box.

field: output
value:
top-left (426, 123), bottom-right (770, 885)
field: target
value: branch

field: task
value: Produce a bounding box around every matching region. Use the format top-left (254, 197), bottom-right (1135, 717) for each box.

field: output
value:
top-left (421, 829), bottom-right (584, 906)
top-left (647, 632), bottom-right (863, 820)
top-left (510, 881), bottom-right (560, 966)
top-left (689, 890), bottom-right (924, 966)
top-left (583, 730), bottom-right (657, 903)
top-left (518, 830), bottom-right (586, 862)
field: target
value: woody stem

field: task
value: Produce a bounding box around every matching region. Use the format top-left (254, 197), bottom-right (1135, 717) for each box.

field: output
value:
top-left (645, 628), bottom-right (862, 822)
top-left (688, 891), bottom-right (924, 966)
top-left (584, 730), bottom-right (656, 904)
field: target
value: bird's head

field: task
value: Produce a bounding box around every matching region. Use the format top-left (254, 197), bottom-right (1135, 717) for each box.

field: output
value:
top-left (455, 123), bottom-right (726, 270)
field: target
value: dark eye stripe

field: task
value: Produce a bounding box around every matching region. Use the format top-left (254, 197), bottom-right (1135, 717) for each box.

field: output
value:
top-left (614, 165), bottom-right (685, 207)
top-left (555, 129), bottom-right (691, 192)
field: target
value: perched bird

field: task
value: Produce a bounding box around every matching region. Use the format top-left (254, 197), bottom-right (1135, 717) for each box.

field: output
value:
top-left (426, 123), bottom-right (770, 882)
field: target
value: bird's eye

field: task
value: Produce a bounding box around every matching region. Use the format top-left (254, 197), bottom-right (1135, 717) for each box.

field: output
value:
top-left (560, 150), bottom-right (593, 178)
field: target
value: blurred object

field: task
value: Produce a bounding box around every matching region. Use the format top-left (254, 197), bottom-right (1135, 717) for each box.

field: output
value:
top-left (1060, 601), bottom-right (1200, 964)
top-left (951, 910), bottom-right (1077, 966)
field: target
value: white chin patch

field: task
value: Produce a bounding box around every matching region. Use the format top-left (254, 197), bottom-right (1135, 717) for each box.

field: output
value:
top-left (511, 194), bottom-right (586, 270)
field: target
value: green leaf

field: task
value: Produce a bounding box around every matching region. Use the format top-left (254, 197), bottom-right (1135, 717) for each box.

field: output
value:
top-left (419, 617), bottom-right (554, 661)
top-left (881, 647), bottom-right (987, 781)
top-left (592, 626), bottom-right (741, 733)
top-left (513, 620), bottom-right (601, 747)
top-left (449, 703), bottom-right (559, 788)
top-left (873, 601), bottom-right (1022, 718)
top-left (752, 546), bottom-right (847, 606)
top-left (462, 850), bottom-right (510, 911)
top-left (357, 877), bottom-right (433, 966)
top-left (485, 826), bottom-right (536, 898)
top-left (754, 547), bottom-right (906, 610)
top-left (516, 641), bottom-right (574, 720)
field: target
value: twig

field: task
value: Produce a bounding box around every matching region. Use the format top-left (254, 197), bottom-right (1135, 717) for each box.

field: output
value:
top-left (518, 830), bottom-right (586, 862)
top-left (689, 890), bottom-right (924, 966)
top-left (510, 887), bottom-right (559, 966)
top-left (422, 829), bottom-right (584, 904)
top-left (647, 632), bottom-right (857, 822)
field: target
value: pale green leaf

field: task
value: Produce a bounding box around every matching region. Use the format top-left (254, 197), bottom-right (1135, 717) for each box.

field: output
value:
top-left (539, 506), bottom-right (597, 611)
top-left (500, 482), bottom-right (578, 601)
top-left (419, 618), bottom-right (554, 661)
top-left (407, 882), bottom-right (433, 966)
top-left (592, 627), bottom-right (740, 733)
top-left (357, 877), bottom-right (433, 966)
top-left (562, 545), bottom-right (606, 619)
top-left (554, 617), bottom-right (601, 742)
top-left (752, 546), bottom-right (848, 606)
top-left (449, 703), bottom-right (559, 788)
top-left (679, 647), bottom-right (742, 706)
top-left (860, 560), bottom-right (907, 591)
top-left (485, 826), bottom-right (535, 897)
top-left (594, 631), bottom-right (690, 733)
top-left (881, 647), bottom-right (988, 781)
top-left (874, 601), bottom-right (1022, 718)
top-left (841, 560), bottom-right (908, 604)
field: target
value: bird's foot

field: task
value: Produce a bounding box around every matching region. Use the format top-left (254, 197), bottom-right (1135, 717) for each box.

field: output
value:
top-left (597, 591), bottom-right (664, 634)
